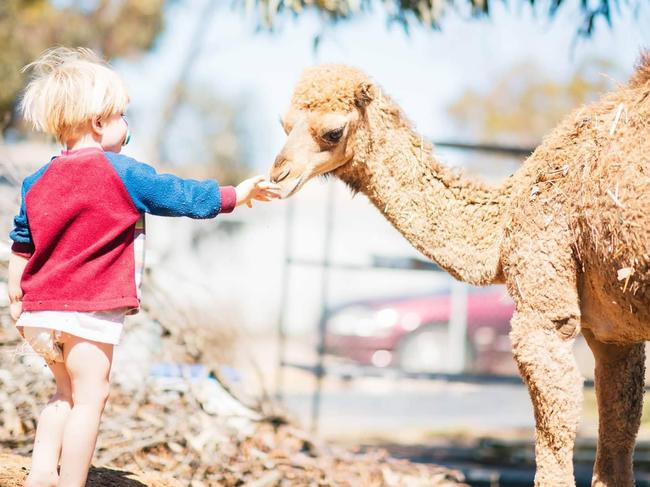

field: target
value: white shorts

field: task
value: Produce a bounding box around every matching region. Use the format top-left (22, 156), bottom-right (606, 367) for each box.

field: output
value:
top-left (16, 308), bottom-right (127, 363)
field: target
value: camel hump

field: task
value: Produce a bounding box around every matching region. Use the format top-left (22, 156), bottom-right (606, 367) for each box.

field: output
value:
top-left (630, 50), bottom-right (650, 88)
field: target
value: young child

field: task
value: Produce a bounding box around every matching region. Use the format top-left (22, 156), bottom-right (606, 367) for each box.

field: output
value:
top-left (7, 47), bottom-right (280, 487)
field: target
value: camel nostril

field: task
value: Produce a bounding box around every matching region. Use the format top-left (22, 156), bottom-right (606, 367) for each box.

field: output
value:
top-left (273, 154), bottom-right (287, 169)
top-left (272, 169), bottom-right (290, 183)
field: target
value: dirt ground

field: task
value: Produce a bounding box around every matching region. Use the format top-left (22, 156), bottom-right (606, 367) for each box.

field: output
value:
top-left (0, 321), bottom-right (469, 487)
top-left (0, 453), bottom-right (183, 487)
top-left (0, 448), bottom-right (469, 487)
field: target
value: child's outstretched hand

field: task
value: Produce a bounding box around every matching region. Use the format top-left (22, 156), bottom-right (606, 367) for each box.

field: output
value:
top-left (236, 175), bottom-right (281, 208)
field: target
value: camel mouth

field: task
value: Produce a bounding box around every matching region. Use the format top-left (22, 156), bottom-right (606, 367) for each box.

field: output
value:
top-left (274, 169), bottom-right (290, 183)
top-left (282, 175), bottom-right (305, 199)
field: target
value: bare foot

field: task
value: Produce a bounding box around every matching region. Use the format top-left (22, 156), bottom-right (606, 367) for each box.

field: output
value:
top-left (24, 469), bottom-right (58, 487)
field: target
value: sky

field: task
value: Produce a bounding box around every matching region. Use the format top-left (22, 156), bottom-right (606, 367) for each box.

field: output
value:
top-left (116, 0), bottom-right (650, 171)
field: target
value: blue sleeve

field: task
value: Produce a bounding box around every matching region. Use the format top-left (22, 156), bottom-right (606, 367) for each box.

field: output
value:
top-left (9, 162), bottom-right (51, 255)
top-left (9, 180), bottom-right (33, 251)
top-left (105, 152), bottom-right (223, 218)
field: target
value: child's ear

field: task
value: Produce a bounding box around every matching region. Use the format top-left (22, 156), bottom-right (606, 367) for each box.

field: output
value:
top-left (91, 116), bottom-right (104, 134)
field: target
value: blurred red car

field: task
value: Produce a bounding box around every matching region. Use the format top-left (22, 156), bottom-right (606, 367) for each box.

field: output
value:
top-left (324, 285), bottom-right (516, 374)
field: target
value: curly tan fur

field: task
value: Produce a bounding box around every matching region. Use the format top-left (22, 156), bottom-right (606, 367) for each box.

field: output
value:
top-left (270, 56), bottom-right (650, 486)
top-left (290, 65), bottom-right (371, 112)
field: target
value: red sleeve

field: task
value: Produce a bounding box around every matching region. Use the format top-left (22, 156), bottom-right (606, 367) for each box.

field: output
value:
top-left (219, 186), bottom-right (237, 214)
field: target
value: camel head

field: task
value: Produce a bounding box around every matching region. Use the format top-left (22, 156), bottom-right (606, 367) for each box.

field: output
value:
top-left (270, 64), bottom-right (376, 198)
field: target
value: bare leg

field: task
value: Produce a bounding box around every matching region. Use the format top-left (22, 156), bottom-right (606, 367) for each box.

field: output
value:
top-left (25, 361), bottom-right (73, 487)
top-left (57, 335), bottom-right (113, 487)
top-left (511, 311), bottom-right (583, 486)
top-left (583, 329), bottom-right (644, 487)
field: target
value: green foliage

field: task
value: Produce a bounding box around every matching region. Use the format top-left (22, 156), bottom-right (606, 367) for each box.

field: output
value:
top-left (0, 0), bottom-right (165, 131)
top-left (249, 0), bottom-right (637, 36)
top-left (447, 58), bottom-right (619, 146)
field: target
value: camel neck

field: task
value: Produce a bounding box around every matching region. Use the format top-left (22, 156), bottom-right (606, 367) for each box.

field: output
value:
top-left (337, 104), bottom-right (510, 285)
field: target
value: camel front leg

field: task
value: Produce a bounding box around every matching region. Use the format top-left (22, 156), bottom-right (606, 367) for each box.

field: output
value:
top-left (583, 329), bottom-right (644, 487)
top-left (511, 311), bottom-right (583, 487)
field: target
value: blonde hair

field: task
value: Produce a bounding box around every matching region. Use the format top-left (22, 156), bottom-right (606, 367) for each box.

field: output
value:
top-left (21, 47), bottom-right (129, 143)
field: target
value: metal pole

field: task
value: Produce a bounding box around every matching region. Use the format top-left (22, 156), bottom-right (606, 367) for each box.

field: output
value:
top-left (447, 280), bottom-right (469, 373)
top-left (310, 180), bottom-right (336, 433)
top-left (274, 198), bottom-right (294, 401)
top-left (432, 140), bottom-right (535, 156)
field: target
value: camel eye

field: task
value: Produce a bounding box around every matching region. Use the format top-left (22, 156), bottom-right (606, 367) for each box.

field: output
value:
top-left (323, 127), bottom-right (344, 143)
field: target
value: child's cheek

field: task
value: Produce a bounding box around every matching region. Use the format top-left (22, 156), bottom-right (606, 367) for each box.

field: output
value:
top-left (108, 125), bottom-right (126, 152)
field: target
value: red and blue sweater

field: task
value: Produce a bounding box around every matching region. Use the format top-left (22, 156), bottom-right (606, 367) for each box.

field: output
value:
top-left (10, 147), bottom-right (236, 312)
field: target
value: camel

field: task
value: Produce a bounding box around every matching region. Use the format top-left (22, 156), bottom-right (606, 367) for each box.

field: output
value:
top-left (268, 58), bottom-right (650, 486)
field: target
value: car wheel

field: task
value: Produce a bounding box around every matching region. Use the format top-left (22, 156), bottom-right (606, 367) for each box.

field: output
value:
top-left (396, 323), bottom-right (475, 374)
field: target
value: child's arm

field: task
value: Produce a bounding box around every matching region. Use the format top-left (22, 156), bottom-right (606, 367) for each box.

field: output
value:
top-left (107, 154), bottom-right (236, 218)
top-left (106, 153), bottom-right (279, 217)
top-left (8, 178), bottom-right (34, 326)
top-left (8, 252), bottom-right (28, 323)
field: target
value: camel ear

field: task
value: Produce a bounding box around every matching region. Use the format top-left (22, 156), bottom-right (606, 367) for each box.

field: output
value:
top-left (354, 82), bottom-right (374, 108)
